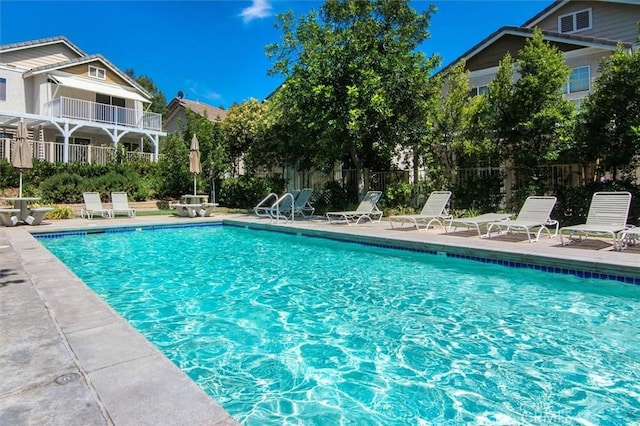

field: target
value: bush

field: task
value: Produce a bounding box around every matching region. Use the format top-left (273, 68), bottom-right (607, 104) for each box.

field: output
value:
top-left (451, 174), bottom-right (504, 213)
top-left (46, 205), bottom-right (76, 219)
top-left (219, 176), bottom-right (285, 209)
top-left (40, 173), bottom-right (86, 203)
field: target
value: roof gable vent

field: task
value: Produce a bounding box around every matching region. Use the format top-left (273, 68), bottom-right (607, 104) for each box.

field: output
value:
top-left (558, 8), bottom-right (592, 34)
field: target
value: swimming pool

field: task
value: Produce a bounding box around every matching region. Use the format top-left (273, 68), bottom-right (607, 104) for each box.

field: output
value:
top-left (39, 224), bottom-right (640, 425)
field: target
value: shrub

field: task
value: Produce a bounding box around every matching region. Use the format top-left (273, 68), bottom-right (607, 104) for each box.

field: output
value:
top-left (451, 174), bottom-right (504, 213)
top-left (40, 173), bottom-right (86, 203)
top-left (219, 176), bottom-right (285, 209)
top-left (46, 205), bottom-right (76, 219)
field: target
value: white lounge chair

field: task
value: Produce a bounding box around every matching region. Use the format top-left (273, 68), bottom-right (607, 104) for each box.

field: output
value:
top-left (111, 192), bottom-right (136, 218)
top-left (389, 191), bottom-right (452, 231)
top-left (81, 192), bottom-right (112, 219)
top-left (326, 191), bottom-right (383, 225)
top-left (486, 196), bottom-right (558, 242)
top-left (254, 190), bottom-right (299, 218)
top-left (560, 191), bottom-right (632, 249)
top-left (446, 213), bottom-right (514, 237)
top-left (270, 189), bottom-right (315, 221)
top-left (618, 226), bottom-right (640, 251)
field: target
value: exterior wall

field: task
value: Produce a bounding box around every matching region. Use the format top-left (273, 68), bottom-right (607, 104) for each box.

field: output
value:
top-left (62, 61), bottom-right (130, 86)
top-left (467, 47), bottom-right (614, 101)
top-left (531, 2), bottom-right (640, 44)
top-left (0, 66), bottom-right (26, 113)
top-left (0, 43), bottom-right (81, 70)
top-left (164, 109), bottom-right (187, 135)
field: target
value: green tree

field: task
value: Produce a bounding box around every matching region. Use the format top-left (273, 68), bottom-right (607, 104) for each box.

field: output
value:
top-left (576, 45), bottom-right (640, 177)
top-left (157, 134), bottom-right (190, 197)
top-left (124, 69), bottom-right (167, 116)
top-left (430, 60), bottom-right (474, 186)
top-left (222, 99), bottom-right (278, 174)
top-left (484, 30), bottom-right (573, 196)
top-left (266, 0), bottom-right (439, 196)
top-left (181, 109), bottom-right (228, 197)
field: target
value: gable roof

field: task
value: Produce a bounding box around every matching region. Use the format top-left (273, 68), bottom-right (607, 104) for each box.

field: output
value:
top-left (1, 36), bottom-right (152, 101)
top-left (23, 54), bottom-right (152, 100)
top-left (438, 26), bottom-right (631, 76)
top-left (0, 35), bottom-right (86, 57)
top-left (523, 0), bottom-right (639, 28)
top-left (165, 97), bottom-right (227, 122)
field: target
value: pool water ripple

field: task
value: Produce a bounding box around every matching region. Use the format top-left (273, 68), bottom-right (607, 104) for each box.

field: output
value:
top-left (40, 226), bottom-right (640, 425)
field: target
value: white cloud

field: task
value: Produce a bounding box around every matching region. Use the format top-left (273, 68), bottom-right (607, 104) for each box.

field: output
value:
top-left (240, 0), bottom-right (273, 23)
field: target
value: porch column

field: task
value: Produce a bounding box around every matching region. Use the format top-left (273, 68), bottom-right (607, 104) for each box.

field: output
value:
top-left (63, 122), bottom-right (69, 163)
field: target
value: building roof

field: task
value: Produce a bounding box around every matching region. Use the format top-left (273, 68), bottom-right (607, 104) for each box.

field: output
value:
top-left (1, 36), bottom-right (152, 101)
top-left (24, 54), bottom-right (152, 100)
top-left (165, 97), bottom-right (227, 122)
top-left (522, 0), bottom-right (639, 28)
top-left (0, 35), bottom-right (86, 56)
top-left (438, 26), bottom-right (631, 76)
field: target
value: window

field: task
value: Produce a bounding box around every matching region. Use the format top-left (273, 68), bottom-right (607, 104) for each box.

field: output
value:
top-left (469, 85), bottom-right (489, 97)
top-left (88, 65), bottom-right (106, 80)
top-left (558, 9), bottom-right (592, 34)
top-left (0, 77), bottom-right (6, 101)
top-left (563, 66), bottom-right (590, 94)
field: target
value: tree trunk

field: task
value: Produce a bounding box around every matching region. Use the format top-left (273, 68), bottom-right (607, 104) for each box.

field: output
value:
top-left (350, 145), bottom-right (365, 200)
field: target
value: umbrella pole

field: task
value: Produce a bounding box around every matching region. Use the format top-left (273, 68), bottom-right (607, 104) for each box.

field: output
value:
top-left (193, 175), bottom-right (197, 196)
top-left (19, 171), bottom-right (23, 198)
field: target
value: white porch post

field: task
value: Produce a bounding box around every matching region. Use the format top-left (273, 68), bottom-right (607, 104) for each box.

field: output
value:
top-left (63, 121), bottom-right (69, 163)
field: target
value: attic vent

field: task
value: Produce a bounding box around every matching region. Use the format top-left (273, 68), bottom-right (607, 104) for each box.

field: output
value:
top-left (575, 10), bottom-right (590, 30)
top-left (558, 8), bottom-right (592, 34)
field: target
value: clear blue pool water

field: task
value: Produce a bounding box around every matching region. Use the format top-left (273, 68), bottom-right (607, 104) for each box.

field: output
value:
top-left (40, 225), bottom-right (640, 425)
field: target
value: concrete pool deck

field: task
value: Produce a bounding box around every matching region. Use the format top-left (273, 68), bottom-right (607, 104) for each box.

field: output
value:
top-left (1, 213), bottom-right (639, 425)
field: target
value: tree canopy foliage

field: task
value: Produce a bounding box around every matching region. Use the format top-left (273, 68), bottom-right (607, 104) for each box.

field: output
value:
top-left (576, 45), bottom-right (640, 174)
top-left (265, 0), bottom-right (440, 193)
top-left (124, 68), bottom-right (167, 116)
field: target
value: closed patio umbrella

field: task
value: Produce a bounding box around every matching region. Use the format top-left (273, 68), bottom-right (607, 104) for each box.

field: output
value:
top-left (189, 134), bottom-right (201, 195)
top-left (12, 120), bottom-right (33, 198)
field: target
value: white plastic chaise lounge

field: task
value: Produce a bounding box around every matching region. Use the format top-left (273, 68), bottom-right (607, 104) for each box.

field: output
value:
top-left (111, 192), bottom-right (136, 218)
top-left (389, 191), bottom-right (452, 231)
top-left (486, 196), bottom-right (558, 242)
top-left (618, 226), bottom-right (640, 251)
top-left (446, 212), bottom-right (514, 237)
top-left (81, 192), bottom-right (113, 219)
top-left (559, 191), bottom-right (632, 250)
top-left (326, 191), bottom-right (383, 225)
top-left (254, 190), bottom-right (299, 218)
top-left (270, 188), bottom-right (315, 221)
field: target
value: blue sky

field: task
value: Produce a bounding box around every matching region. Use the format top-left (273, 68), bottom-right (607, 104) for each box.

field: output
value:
top-left (0, 1), bottom-right (552, 109)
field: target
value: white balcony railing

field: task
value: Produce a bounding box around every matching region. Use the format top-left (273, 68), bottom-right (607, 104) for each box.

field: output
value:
top-left (45, 97), bottom-right (162, 131)
top-left (1, 138), bottom-right (154, 165)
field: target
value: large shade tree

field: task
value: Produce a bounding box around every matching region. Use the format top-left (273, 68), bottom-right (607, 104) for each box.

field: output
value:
top-left (576, 44), bottom-right (640, 177)
top-left (483, 29), bottom-right (573, 198)
top-left (266, 0), bottom-right (439, 196)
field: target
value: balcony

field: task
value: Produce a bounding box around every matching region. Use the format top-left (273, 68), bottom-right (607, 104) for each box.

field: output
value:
top-left (45, 97), bottom-right (162, 131)
top-left (1, 138), bottom-right (154, 165)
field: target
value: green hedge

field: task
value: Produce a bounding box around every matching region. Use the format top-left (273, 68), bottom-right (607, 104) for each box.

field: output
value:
top-left (219, 176), bottom-right (285, 209)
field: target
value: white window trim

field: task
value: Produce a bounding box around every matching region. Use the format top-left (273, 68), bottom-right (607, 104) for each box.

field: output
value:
top-left (564, 66), bottom-right (590, 94)
top-left (558, 8), bottom-right (593, 34)
top-left (0, 77), bottom-right (6, 101)
top-left (88, 65), bottom-right (106, 80)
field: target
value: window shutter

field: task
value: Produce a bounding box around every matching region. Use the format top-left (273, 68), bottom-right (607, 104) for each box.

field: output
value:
top-left (560, 15), bottom-right (574, 33)
top-left (576, 10), bottom-right (590, 30)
